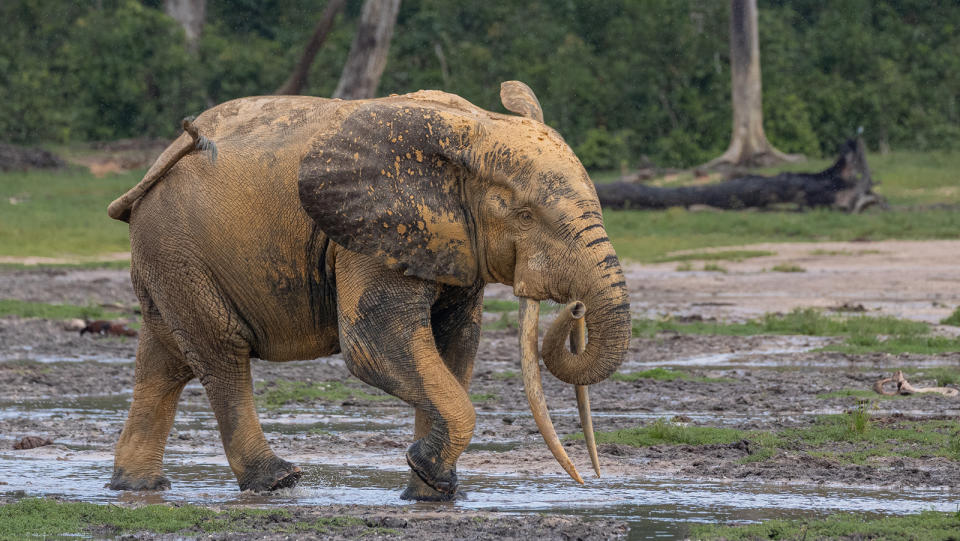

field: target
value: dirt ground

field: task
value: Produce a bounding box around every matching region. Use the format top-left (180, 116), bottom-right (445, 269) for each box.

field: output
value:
top-left (1, 240), bottom-right (959, 538)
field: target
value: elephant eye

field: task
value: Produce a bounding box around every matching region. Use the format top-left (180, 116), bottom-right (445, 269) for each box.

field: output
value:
top-left (517, 208), bottom-right (535, 229)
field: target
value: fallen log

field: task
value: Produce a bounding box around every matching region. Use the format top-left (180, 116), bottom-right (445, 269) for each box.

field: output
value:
top-left (596, 138), bottom-right (884, 213)
top-left (873, 370), bottom-right (959, 398)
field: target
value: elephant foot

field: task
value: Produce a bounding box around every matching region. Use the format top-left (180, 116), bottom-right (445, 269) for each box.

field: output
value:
top-left (238, 457), bottom-right (302, 492)
top-left (400, 471), bottom-right (466, 501)
top-left (108, 468), bottom-right (171, 491)
top-left (404, 441), bottom-right (458, 500)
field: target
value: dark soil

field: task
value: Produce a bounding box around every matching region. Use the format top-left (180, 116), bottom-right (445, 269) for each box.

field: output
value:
top-left (1, 262), bottom-right (959, 539)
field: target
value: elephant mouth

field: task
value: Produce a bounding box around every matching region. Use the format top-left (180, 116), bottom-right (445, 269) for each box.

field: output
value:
top-left (517, 298), bottom-right (601, 484)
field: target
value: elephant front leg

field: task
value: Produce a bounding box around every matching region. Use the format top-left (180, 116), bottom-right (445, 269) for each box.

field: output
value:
top-left (402, 284), bottom-right (484, 500)
top-left (336, 253), bottom-right (478, 500)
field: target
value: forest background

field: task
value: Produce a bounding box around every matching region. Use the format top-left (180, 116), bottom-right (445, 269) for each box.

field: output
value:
top-left (3, 0), bottom-right (959, 169)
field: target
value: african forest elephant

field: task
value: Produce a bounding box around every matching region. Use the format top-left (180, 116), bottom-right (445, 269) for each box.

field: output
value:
top-left (106, 81), bottom-right (631, 500)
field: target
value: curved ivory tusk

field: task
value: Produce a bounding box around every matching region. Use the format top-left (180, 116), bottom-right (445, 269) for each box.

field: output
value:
top-left (570, 315), bottom-right (601, 478)
top-left (518, 298), bottom-right (584, 485)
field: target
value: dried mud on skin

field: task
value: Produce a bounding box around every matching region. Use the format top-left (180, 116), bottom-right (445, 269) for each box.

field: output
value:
top-left (1, 257), bottom-right (960, 511)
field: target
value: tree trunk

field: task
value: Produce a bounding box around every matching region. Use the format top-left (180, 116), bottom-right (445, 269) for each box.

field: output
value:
top-left (333, 0), bottom-right (402, 100)
top-left (275, 0), bottom-right (346, 95)
top-left (703, 0), bottom-right (800, 169)
top-left (598, 139), bottom-right (883, 213)
top-left (163, 0), bottom-right (205, 51)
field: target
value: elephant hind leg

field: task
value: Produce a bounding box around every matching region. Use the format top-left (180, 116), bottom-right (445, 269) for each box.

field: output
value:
top-left (111, 325), bottom-right (193, 491)
top-left (145, 264), bottom-right (300, 492)
top-left (196, 351), bottom-right (302, 492)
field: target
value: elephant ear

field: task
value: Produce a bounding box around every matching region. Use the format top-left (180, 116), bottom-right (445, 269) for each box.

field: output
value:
top-left (298, 103), bottom-right (478, 286)
top-left (500, 81), bottom-right (544, 122)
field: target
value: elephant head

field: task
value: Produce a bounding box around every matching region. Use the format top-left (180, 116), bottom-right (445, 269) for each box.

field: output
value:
top-left (299, 81), bottom-right (631, 483)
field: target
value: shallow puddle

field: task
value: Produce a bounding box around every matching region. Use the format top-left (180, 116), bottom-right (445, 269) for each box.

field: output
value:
top-left (2, 453), bottom-right (957, 540)
top-left (3, 358), bottom-right (959, 539)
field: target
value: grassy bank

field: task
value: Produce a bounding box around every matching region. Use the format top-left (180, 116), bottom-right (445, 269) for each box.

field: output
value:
top-left (0, 299), bottom-right (129, 321)
top-left (578, 414), bottom-right (960, 466)
top-left (1, 150), bottom-right (958, 261)
top-left (631, 308), bottom-right (960, 354)
top-left (0, 168), bottom-right (137, 258)
top-left (0, 498), bottom-right (384, 540)
top-left (689, 510), bottom-right (960, 540)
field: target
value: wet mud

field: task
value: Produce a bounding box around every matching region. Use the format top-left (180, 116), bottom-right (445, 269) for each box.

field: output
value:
top-left (2, 241), bottom-right (959, 539)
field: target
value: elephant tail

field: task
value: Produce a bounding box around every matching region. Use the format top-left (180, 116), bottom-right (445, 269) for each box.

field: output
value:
top-left (107, 116), bottom-right (218, 223)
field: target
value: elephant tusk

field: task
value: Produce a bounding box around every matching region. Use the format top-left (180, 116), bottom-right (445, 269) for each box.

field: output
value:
top-left (518, 298), bottom-right (584, 485)
top-left (570, 314), bottom-right (601, 478)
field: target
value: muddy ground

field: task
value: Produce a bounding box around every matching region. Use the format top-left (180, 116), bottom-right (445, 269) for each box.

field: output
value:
top-left (1, 240), bottom-right (959, 539)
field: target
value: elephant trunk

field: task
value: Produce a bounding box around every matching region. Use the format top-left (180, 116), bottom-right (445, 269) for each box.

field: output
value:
top-left (540, 260), bottom-right (632, 386)
top-left (517, 260), bottom-right (630, 484)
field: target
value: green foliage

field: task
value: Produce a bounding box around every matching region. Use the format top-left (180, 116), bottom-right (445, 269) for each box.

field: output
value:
top-left (0, 299), bottom-right (121, 321)
top-left (4, 1), bottom-right (960, 163)
top-left (583, 419), bottom-right (745, 447)
top-left (689, 510), bottom-right (960, 541)
top-left (701, 263), bottom-right (727, 273)
top-left (574, 128), bottom-right (632, 170)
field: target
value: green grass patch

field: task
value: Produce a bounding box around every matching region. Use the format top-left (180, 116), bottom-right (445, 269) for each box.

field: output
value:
top-left (702, 262), bottom-right (727, 273)
top-left (0, 299), bottom-right (124, 321)
top-left (576, 418), bottom-right (744, 447)
top-left (653, 249), bottom-right (774, 263)
top-left (0, 498), bottom-right (382, 539)
top-left (611, 367), bottom-right (729, 383)
top-left (586, 413), bottom-right (960, 467)
top-left (941, 306), bottom-right (960, 326)
top-left (2, 151), bottom-right (959, 262)
top-left (632, 308), bottom-right (928, 338)
top-left (0, 498), bottom-right (218, 539)
top-left (258, 380), bottom-right (391, 409)
top-left (0, 168), bottom-right (138, 257)
top-left (770, 415), bottom-right (960, 464)
top-left (605, 207), bottom-right (960, 262)
top-left (632, 307), bottom-right (957, 355)
top-left (0, 260), bottom-right (131, 271)
top-left (688, 510), bottom-right (960, 541)
top-left (491, 370), bottom-right (518, 380)
top-left (770, 263), bottom-right (806, 272)
top-left (824, 334), bottom-right (960, 355)
top-left (470, 392), bottom-right (497, 402)
top-left (816, 389), bottom-right (908, 400)
top-left (809, 248), bottom-right (883, 256)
